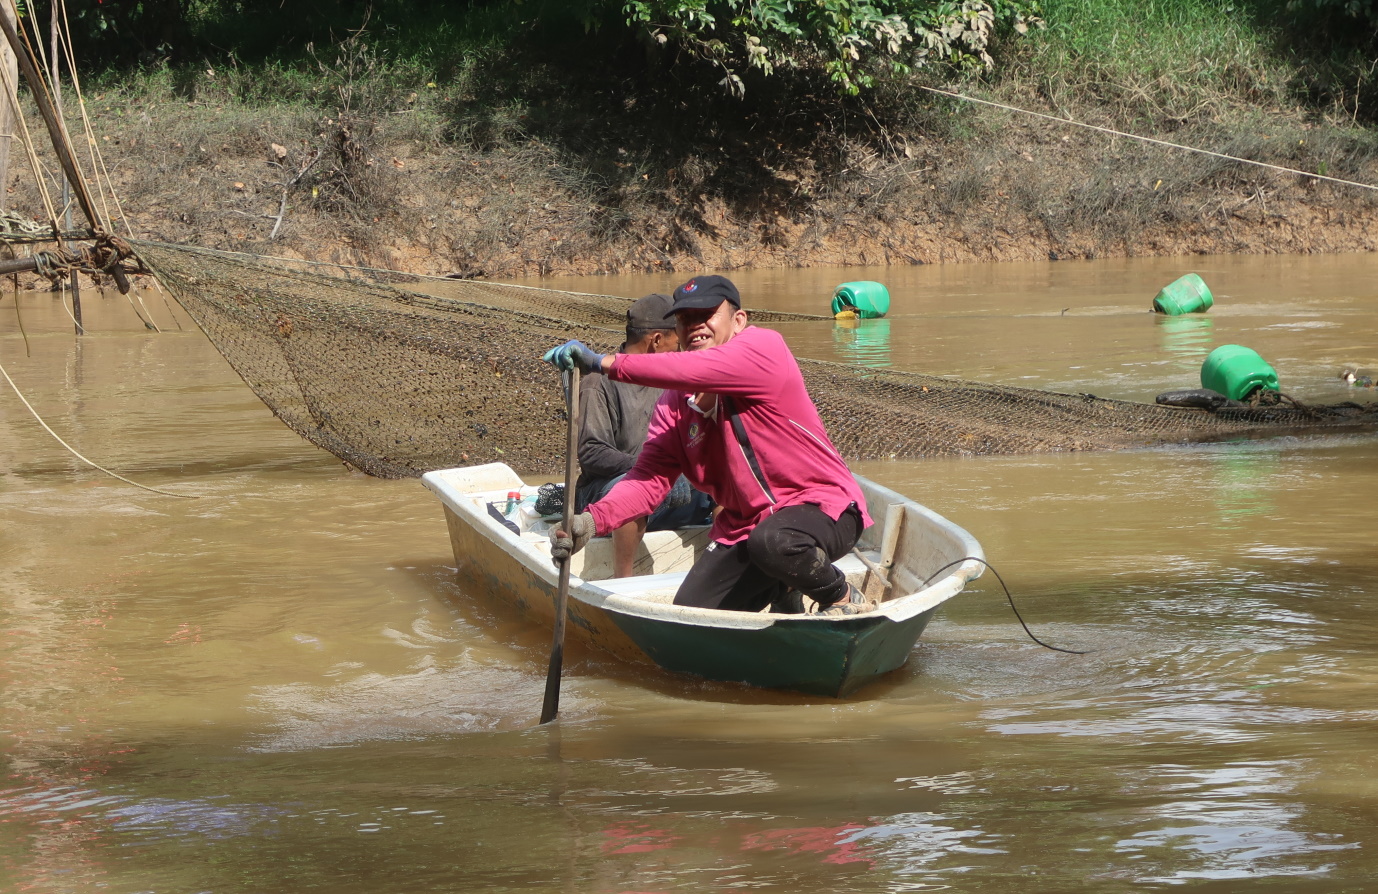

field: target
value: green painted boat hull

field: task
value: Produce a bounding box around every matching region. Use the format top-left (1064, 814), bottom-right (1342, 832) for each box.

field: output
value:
top-left (423, 463), bottom-right (984, 700)
top-left (609, 608), bottom-right (937, 697)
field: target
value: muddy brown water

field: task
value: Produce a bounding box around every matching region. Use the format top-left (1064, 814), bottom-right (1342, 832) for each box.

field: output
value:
top-left (1, 253), bottom-right (1376, 892)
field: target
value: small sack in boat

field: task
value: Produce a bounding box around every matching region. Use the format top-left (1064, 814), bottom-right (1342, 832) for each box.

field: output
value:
top-left (534, 482), bottom-right (565, 517)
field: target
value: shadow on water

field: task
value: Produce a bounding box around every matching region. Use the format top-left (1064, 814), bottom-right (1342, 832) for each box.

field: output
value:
top-left (6, 452), bottom-right (339, 482)
top-left (412, 560), bottom-right (935, 710)
top-left (403, 478), bottom-right (1378, 721)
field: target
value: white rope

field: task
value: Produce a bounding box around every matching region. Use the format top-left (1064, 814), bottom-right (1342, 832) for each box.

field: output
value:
top-left (177, 243), bottom-right (622, 298)
top-left (0, 353), bottom-right (197, 498)
top-left (54, 280), bottom-right (80, 327)
top-left (147, 276), bottom-right (186, 330)
top-left (920, 86), bottom-right (1378, 193)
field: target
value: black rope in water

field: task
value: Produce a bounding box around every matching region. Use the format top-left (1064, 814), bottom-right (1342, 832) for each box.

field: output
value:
top-left (922, 557), bottom-right (1090, 655)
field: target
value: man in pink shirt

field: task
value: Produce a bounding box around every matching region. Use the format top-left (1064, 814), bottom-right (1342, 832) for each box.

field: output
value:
top-left (542, 275), bottom-right (875, 615)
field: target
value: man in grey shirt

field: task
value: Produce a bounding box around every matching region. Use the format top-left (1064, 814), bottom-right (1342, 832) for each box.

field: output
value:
top-left (575, 292), bottom-right (713, 577)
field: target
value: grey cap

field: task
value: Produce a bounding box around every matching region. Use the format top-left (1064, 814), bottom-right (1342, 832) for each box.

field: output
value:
top-left (627, 293), bottom-right (676, 330)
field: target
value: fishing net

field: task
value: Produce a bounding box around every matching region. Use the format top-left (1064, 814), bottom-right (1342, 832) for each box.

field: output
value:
top-left (130, 239), bottom-right (1378, 479)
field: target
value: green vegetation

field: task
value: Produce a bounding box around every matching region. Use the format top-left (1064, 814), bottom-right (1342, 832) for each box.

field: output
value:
top-left (615, 0), bottom-right (1046, 94)
top-left (63, 0), bottom-right (1377, 128)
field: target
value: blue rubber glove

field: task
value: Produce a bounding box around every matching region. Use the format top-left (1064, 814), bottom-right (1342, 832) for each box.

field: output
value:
top-left (542, 340), bottom-right (606, 374)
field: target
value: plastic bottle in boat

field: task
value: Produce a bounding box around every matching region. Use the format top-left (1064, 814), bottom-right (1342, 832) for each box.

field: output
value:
top-left (831, 281), bottom-right (891, 319)
top-left (1200, 345), bottom-right (1279, 400)
top-left (1152, 274), bottom-right (1214, 315)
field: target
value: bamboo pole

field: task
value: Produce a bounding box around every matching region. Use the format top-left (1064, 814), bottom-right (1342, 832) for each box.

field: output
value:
top-left (0, 2), bottom-right (15, 213)
top-left (0, 4), bottom-right (102, 233)
top-left (50, 0), bottom-right (80, 334)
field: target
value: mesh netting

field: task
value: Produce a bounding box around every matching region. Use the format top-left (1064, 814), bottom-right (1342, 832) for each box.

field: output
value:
top-left (131, 239), bottom-right (1378, 478)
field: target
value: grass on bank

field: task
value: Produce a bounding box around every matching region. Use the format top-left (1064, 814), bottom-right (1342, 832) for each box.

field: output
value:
top-left (1020, 0), bottom-right (1294, 123)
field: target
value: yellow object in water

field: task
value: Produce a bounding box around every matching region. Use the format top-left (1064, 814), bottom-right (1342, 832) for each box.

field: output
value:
top-left (834, 309), bottom-right (858, 320)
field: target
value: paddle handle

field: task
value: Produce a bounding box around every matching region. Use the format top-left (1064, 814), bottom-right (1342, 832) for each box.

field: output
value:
top-left (540, 367), bottom-right (580, 724)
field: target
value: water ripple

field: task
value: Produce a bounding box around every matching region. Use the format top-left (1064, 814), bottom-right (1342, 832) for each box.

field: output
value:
top-left (1107, 761), bottom-right (1359, 882)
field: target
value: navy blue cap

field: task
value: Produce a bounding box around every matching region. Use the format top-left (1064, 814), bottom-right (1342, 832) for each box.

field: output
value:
top-left (665, 275), bottom-right (741, 318)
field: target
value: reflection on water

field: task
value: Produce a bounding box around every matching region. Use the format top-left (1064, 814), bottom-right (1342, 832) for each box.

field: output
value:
top-left (0, 785), bottom-right (289, 842)
top-left (1156, 313), bottom-right (1215, 362)
top-left (1113, 761), bottom-right (1358, 883)
top-left (1210, 448), bottom-right (1279, 520)
top-left (831, 318), bottom-right (892, 369)
top-left (2, 254), bottom-right (1377, 891)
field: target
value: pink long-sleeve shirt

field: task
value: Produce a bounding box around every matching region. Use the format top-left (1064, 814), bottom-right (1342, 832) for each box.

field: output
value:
top-left (588, 325), bottom-right (871, 544)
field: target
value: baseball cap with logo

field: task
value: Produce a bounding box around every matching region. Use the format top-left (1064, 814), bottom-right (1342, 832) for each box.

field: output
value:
top-left (664, 275), bottom-right (741, 318)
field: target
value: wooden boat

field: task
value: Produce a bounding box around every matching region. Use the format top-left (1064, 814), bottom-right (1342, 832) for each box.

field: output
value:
top-left (422, 463), bottom-right (984, 697)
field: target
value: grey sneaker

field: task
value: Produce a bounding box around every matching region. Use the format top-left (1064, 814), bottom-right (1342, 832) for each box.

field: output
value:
top-left (816, 583), bottom-right (877, 617)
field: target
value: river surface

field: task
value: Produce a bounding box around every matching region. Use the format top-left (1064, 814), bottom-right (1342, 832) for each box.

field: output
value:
top-left (1, 253), bottom-right (1376, 892)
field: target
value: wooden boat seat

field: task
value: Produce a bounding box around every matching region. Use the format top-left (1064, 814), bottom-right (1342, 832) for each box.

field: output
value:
top-left (574, 525), bottom-right (714, 580)
top-left (592, 551), bottom-right (872, 606)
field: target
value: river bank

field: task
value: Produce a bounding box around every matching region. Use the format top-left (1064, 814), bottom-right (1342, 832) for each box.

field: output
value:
top-left (63, 96), bottom-right (1378, 281)
top-left (9, 6), bottom-right (1378, 282)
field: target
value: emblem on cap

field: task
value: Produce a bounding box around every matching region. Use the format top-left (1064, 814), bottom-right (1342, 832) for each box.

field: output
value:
top-left (683, 280), bottom-right (698, 293)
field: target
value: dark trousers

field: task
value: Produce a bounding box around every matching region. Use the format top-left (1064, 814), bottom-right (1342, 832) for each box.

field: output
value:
top-left (672, 503), bottom-right (863, 613)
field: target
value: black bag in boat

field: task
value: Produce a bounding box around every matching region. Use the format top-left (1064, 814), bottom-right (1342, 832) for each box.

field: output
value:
top-left (534, 482), bottom-right (565, 517)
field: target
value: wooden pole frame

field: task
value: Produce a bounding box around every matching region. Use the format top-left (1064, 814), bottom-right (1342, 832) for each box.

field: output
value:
top-left (49, 0), bottom-right (81, 333)
top-left (0, 5), bottom-right (102, 233)
top-left (0, 2), bottom-right (16, 214)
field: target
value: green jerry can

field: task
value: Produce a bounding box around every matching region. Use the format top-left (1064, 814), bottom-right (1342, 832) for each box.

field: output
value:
top-left (1200, 345), bottom-right (1280, 400)
top-left (831, 281), bottom-right (891, 319)
top-left (1153, 273), bottom-right (1214, 315)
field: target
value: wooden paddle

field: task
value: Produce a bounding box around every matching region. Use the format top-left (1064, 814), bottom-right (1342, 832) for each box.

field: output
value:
top-left (540, 367), bottom-right (580, 724)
